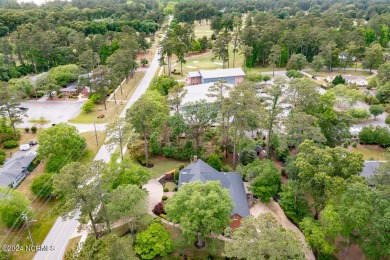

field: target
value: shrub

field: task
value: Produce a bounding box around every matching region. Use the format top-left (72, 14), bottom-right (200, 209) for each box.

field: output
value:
top-left (173, 187), bottom-right (178, 191)
top-left (286, 70), bottom-right (304, 78)
top-left (352, 141), bottom-right (357, 148)
top-left (57, 93), bottom-right (64, 98)
top-left (178, 164), bottom-right (185, 171)
top-left (0, 150), bottom-right (5, 156)
top-left (162, 195), bottom-right (168, 201)
top-left (24, 127), bottom-right (30, 133)
top-left (164, 173), bottom-right (173, 181)
top-left (369, 104), bottom-right (385, 118)
top-left (46, 154), bottom-right (68, 173)
top-left (0, 155), bottom-right (5, 164)
top-left (34, 90), bottom-right (45, 98)
top-left (240, 148), bottom-right (257, 166)
top-left (163, 187), bottom-right (169, 192)
top-left (206, 154), bottom-right (223, 171)
top-left (31, 126), bottom-right (37, 133)
top-left (173, 170), bottom-right (179, 184)
top-left (3, 140), bottom-right (18, 149)
top-left (152, 202), bottom-right (165, 215)
top-left (348, 108), bottom-right (371, 121)
top-left (89, 94), bottom-right (100, 104)
top-left (332, 75), bottom-right (346, 85)
top-left (343, 142), bottom-right (349, 148)
top-left (386, 114), bottom-right (390, 125)
top-left (82, 100), bottom-right (95, 113)
top-left (31, 173), bottom-right (54, 198)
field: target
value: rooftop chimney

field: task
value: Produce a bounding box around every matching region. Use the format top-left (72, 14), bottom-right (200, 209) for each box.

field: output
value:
top-left (193, 155), bottom-right (198, 162)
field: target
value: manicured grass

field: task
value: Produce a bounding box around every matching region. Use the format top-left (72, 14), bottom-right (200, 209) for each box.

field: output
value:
top-left (163, 223), bottom-right (225, 259)
top-left (69, 72), bottom-right (144, 124)
top-left (194, 24), bottom-right (213, 38)
top-left (165, 182), bottom-right (177, 192)
top-left (244, 66), bottom-right (286, 74)
top-left (347, 144), bottom-right (386, 161)
top-left (168, 44), bottom-right (245, 80)
top-left (307, 69), bottom-right (371, 77)
top-left (79, 131), bottom-right (107, 164)
top-left (148, 156), bottom-right (185, 179)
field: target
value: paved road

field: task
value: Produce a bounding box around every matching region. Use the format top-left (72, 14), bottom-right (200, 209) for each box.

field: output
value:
top-left (34, 15), bottom-right (173, 260)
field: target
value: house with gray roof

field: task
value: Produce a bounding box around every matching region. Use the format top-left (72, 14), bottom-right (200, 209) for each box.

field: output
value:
top-left (178, 157), bottom-right (250, 228)
top-left (359, 161), bottom-right (386, 186)
top-left (0, 154), bottom-right (36, 188)
top-left (186, 68), bottom-right (245, 86)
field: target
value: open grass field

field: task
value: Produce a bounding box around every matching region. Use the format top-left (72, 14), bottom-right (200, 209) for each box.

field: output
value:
top-left (347, 144), bottom-right (386, 161)
top-left (306, 69), bottom-right (372, 77)
top-left (149, 156), bottom-right (185, 179)
top-left (69, 72), bottom-right (144, 124)
top-left (194, 24), bottom-right (213, 38)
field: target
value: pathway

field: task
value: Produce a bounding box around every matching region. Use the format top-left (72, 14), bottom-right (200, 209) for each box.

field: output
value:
top-left (143, 178), bottom-right (164, 214)
top-left (250, 199), bottom-right (315, 260)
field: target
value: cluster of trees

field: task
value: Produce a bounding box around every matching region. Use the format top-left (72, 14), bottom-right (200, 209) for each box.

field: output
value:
top-left (0, 0), bottom-right (161, 81)
top-left (278, 140), bottom-right (390, 259)
top-left (171, 0), bottom-right (389, 72)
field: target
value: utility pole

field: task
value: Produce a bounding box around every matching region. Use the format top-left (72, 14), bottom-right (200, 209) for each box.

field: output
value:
top-left (22, 213), bottom-right (34, 246)
top-left (93, 121), bottom-right (99, 146)
top-left (118, 122), bottom-right (123, 161)
top-left (113, 91), bottom-right (117, 104)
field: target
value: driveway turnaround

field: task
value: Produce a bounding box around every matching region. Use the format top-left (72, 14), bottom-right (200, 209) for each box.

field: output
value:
top-left (143, 178), bottom-right (164, 214)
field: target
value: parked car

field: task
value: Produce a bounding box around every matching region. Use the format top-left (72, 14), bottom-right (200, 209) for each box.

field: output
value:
top-left (19, 144), bottom-right (31, 151)
top-left (29, 141), bottom-right (38, 146)
top-left (18, 106), bottom-right (29, 110)
top-left (312, 76), bottom-right (317, 80)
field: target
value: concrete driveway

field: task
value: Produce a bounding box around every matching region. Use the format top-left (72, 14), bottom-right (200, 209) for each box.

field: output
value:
top-left (250, 199), bottom-right (315, 260)
top-left (19, 100), bottom-right (84, 128)
top-left (143, 178), bottom-right (163, 215)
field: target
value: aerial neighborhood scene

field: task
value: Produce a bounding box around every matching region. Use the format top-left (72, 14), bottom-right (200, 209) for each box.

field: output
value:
top-left (1, 0), bottom-right (390, 259)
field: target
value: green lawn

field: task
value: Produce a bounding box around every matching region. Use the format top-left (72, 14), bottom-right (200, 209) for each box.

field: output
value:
top-left (307, 69), bottom-right (371, 77)
top-left (168, 45), bottom-right (245, 80)
top-left (79, 131), bottom-right (107, 164)
top-left (149, 156), bottom-right (185, 179)
top-left (165, 182), bottom-right (177, 192)
top-left (347, 144), bottom-right (386, 161)
top-left (69, 72), bottom-right (144, 124)
top-left (163, 223), bottom-right (225, 259)
top-left (194, 24), bottom-right (213, 38)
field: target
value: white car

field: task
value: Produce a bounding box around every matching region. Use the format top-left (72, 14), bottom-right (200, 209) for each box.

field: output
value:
top-left (19, 144), bottom-right (31, 151)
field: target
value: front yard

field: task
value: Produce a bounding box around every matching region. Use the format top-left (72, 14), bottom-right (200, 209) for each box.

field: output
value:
top-left (69, 72), bottom-right (144, 124)
top-left (346, 144), bottom-right (386, 161)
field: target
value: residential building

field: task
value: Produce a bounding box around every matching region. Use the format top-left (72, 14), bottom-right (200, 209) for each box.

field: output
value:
top-left (0, 154), bottom-right (37, 188)
top-left (178, 158), bottom-right (251, 228)
top-left (181, 82), bottom-right (233, 106)
top-left (186, 68), bottom-right (245, 86)
top-left (327, 75), bottom-right (368, 86)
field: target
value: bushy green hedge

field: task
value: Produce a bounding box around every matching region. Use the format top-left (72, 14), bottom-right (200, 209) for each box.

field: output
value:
top-left (3, 140), bottom-right (18, 149)
top-left (31, 173), bottom-right (54, 198)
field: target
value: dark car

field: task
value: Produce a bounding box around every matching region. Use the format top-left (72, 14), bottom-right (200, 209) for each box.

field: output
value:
top-left (29, 141), bottom-right (38, 146)
top-left (18, 106), bottom-right (29, 110)
top-left (312, 76), bottom-right (317, 80)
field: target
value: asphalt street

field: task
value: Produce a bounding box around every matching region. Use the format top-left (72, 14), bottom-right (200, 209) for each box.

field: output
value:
top-left (33, 16), bottom-right (172, 260)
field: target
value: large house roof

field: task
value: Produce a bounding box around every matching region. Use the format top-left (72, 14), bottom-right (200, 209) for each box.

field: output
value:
top-left (188, 71), bottom-right (201, 77)
top-left (178, 159), bottom-right (250, 218)
top-left (181, 82), bottom-right (233, 105)
top-left (0, 154), bottom-right (36, 187)
top-left (198, 68), bottom-right (245, 79)
top-left (360, 161), bottom-right (382, 179)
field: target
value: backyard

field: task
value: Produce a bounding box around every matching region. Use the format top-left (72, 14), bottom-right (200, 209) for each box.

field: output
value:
top-left (347, 144), bottom-right (386, 161)
top-left (148, 156), bottom-right (185, 179)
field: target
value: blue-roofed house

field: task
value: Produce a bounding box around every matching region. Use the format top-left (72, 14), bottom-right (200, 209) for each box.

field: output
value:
top-left (186, 68), bottom-right (245, 86)
top-left (0, 154), bottom-right (36, 188)
top-left (178, 157), bottom-right (251, 228)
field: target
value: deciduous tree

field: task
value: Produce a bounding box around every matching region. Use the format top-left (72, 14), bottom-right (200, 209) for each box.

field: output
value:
top-left (165, 181), bottom-right (233, 247)
top-left (0, 187), bottom-right (31, 229)
top-left (225, 213), bottom-right (305, 260)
